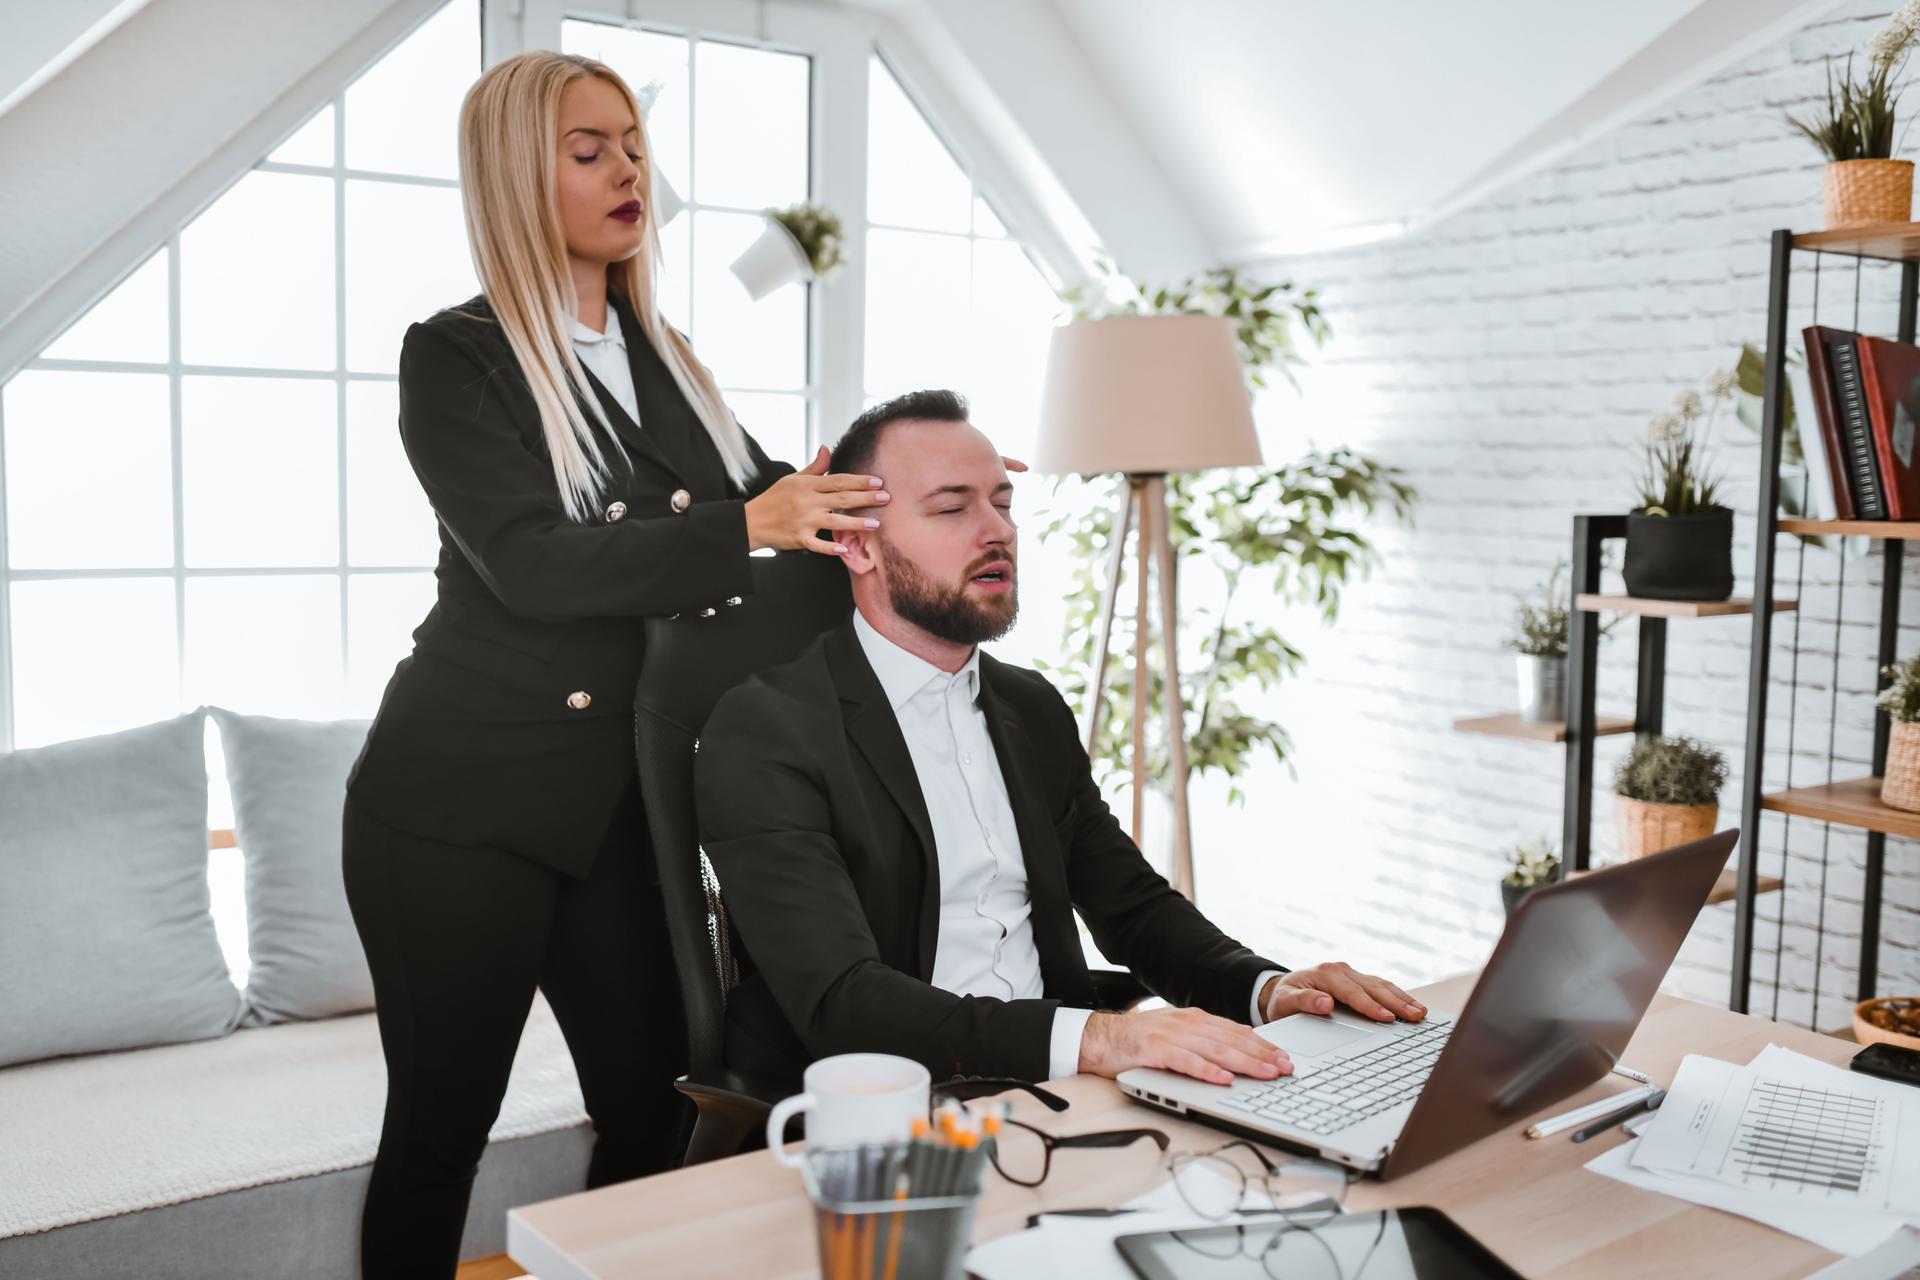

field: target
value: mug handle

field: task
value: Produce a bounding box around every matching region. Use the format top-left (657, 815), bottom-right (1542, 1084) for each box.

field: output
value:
top-left (766, 1091), bottom-right (815, 1167)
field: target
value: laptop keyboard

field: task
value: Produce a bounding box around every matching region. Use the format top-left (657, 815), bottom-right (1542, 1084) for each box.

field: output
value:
top-left (1217, 1017), bottom-right (1454, 1137)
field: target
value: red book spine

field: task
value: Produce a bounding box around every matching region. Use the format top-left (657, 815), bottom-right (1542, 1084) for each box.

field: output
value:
top-left (1802, 327), bottom-right (1856, 520)
top-left (1858, 338), bottom-right (1906, 520)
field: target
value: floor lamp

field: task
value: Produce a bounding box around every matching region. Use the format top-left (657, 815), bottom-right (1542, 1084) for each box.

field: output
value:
top-left (1036, 314), bottom-right (1263, 900)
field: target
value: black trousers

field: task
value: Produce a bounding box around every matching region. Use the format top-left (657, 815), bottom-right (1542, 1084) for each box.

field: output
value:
top-left (342, 778), bottom-right (691, 1280)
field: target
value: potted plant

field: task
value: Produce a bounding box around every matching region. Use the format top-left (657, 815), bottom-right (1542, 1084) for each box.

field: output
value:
top-left (1506, 563), bottom-right (1581, 722)
top-left (729, 200), bottom-right (847, 300)
top-left (1625, 371), bottom-right (1734, 601)
top-left (1501, 836), bottom-right (1560, 916)
top-left (1613, 736), bottom-right (1728, 859)
top-left (1875, 654), bottom-right (1920, 812)
top-left (1786, 8), bottom-right (1917, 228)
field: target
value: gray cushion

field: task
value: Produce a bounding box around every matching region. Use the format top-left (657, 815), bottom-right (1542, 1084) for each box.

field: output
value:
top-left (208, 708), bottom-right (374, 1024)
top-left (0, 709), bottom-right (244, 1068)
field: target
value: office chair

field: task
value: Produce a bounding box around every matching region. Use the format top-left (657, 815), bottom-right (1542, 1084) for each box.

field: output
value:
top-left (635, 549), bottom-right (1147, 1167)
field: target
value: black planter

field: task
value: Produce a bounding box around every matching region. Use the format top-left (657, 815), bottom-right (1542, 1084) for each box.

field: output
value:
top-left (1622, 507), bottom-right (1734, 601)
top-left (1500, 880), bottom-right (1544, 916)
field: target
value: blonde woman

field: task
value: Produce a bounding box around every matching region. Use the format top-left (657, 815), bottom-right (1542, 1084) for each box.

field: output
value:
top-left (339, 52), bottom-right (883, 1278)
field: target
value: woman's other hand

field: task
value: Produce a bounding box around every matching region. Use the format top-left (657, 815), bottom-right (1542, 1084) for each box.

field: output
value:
top-left (744, 446), bottom-right (890, 555)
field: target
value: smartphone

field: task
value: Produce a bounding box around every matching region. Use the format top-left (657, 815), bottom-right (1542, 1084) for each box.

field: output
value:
top-left (1850, 1042), bottom-right (1920, 1089)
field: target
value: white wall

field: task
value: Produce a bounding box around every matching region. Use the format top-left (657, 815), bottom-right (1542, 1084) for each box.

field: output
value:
top-left (1194, 0), bottom-right (1918, 1030)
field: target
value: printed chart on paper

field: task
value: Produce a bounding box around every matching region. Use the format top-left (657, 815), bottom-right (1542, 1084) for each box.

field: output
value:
top-left (1631, 1053), bottom-right (1920, 1215)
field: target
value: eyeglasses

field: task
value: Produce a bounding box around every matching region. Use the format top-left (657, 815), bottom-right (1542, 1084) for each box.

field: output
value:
top-left (987, 1116), bottom-right (1170, 1187)
top-left (929, 1076), bottom-right (1069, 1113)
top-left (1166, 1140), bottom-right (1353, 1227)
top-left (1165, 1216), bottom-right (1357, 1280)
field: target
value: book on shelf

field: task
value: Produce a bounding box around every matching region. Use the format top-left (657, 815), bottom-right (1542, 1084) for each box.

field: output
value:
top-left (1804, 325), bottom-right (1885, 518)
top-left (1854, 335), bottom-right (1920, 520)
top-left (1786, 332), bottom-right (1838, 521)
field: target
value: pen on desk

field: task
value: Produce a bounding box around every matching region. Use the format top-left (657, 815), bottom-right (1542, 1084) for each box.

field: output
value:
top-left (1523, 1084), bottom-right (1654, 1139)
top-left (1611, 1064), bottom-right (1650, 1084)
top-left (1572, 1090), bottom-right (1666, 1143)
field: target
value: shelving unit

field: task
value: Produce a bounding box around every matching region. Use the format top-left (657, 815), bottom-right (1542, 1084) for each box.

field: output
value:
top-left (1736, 224), bottom-right (1919, 1017)
top-left (1456, 514), bottom-right (1789, 910)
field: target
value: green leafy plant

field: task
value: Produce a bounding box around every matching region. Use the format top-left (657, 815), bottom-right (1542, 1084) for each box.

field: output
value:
top-left (1876, 655), bottom-right (1920, 723)
top-left (768, 202), bottom-right (847, 279)
top-left (1038, 258), bottom-right (1414, 801)
top-left (1614, 736), bottom-right (1728, 807)
top-left (1635, 370), bottom-right (1733, 517)
top-left (1507, 562), bottom-right (1571, 659)
top-left (1062, 254), bottom-right (1329, 391)
top-left (1503, 836), bottom-right (1561, 889)
top-left (1787, 53), bottom-right (1905, 161)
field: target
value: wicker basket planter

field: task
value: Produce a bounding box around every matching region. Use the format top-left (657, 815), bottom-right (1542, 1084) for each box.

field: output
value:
top-left (1615, 795), bottom-right (1716, 859)
top-left (1824, 159), bottom-right (1914, 229)
top-left (1881, 720), bottom-right (1920, 812)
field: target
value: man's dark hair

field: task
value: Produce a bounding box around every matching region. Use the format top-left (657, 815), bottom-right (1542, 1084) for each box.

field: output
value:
top-left (829, 389), bottom-right (969, 477)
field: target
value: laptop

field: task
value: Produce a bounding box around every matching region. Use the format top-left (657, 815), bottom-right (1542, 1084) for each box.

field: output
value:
top-left (1118, 828), bottom-right (1738, 1179)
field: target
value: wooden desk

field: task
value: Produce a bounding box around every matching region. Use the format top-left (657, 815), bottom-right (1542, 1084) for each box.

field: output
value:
top-left (507, 977), bottom-right (1884, 1279)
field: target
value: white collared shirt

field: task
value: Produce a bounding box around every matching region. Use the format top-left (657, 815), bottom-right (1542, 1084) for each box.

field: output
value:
top-left (852, 612), bottom-right (1282, 1080)
top-left (572, 309), bottom-right (639, 427)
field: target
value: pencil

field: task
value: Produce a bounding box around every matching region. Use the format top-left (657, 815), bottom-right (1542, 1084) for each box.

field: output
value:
top-left (882, 1168), bottom-right (909, 1280)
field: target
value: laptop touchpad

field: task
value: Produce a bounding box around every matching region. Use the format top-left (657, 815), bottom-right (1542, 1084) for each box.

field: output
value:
top-left (1267, 1016), bottom-right (1380, 1058)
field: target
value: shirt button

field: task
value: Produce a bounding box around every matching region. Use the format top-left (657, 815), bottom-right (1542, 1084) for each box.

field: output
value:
top-left (962, 752), bottom-right (973, 766)
top-left (566, 691), bottom-right (592, 710)
top-left (669, 488), bottom-right (692, 513)
top-left (604, 501), bottom-right (627, 523)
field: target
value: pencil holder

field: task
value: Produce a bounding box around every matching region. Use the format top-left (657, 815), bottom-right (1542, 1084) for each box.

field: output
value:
top-left (802, 1144), bottom-right (983, 1280)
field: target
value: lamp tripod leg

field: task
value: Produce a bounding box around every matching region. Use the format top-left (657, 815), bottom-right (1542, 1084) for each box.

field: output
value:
top-left (1147, 476), bottom-right (1195, 901)
top-left (1084, 481), bottom-right (1135, 759)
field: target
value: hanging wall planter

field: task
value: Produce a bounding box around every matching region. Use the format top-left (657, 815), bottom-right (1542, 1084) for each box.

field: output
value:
top-left (729, 200), bottom-right (847, 301)
top-left (730, 218), bottom-right (813, 300)
top-left (1622, 508), bottom-right (1734, 601)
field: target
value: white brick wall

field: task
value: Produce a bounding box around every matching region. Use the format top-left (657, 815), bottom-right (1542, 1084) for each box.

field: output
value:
top-left (1190, 0), bottom-right (1919, 1032)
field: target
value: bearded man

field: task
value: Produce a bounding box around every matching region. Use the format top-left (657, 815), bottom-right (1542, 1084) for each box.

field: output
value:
top-left (694, 390), bottom-right (1421, 1088)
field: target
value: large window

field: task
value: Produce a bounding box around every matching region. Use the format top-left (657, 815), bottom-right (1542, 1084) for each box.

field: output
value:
top-left (1, 0), bottom-right (481, 753)
top-left (561, 18), bottom-right (812, 466)
top-left (862, 56), bottom-right (1071, 672)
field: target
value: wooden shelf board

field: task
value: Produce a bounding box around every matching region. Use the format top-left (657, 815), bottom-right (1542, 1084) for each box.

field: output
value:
top-left (1574, 593), bottom-right (1796, 618)
top-left (1569, 866), bottom-right (1781, 906)
top-left (1453, 712), bottom-right (1636, 742)
top-left (1778, 518), bottom-right (1920, 539)
top-left (1761, 776), bottom-right (1920, 839)
top-left (1793, 221), bottom-right (1920, 263)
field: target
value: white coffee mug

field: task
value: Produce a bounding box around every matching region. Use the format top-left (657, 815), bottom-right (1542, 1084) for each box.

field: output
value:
top-left (765, 1053), bottom-right (931, 1168)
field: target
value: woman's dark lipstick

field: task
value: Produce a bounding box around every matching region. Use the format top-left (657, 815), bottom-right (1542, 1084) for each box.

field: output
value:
top-left (610, 200), bottom-right (642, 222)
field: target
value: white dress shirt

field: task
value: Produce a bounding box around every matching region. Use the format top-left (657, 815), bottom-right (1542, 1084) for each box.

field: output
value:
top-left (852, 613), bottom-right (1280, 1081)
top-left (572, 309), bottom-right (639, 426)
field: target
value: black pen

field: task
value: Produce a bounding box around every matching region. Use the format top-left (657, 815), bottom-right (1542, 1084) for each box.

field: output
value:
top-left (1571, 1089), bottom-right (1666, 1143)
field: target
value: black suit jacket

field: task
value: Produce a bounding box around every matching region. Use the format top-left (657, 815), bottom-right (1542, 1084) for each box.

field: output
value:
top-left (346, 291), bottom-right (793, 874)
top-left (695, 617), bottom-right (1282, 1083)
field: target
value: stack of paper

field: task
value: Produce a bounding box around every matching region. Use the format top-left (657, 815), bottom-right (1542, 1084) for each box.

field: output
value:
top-left (1587, 1045), bottom-right (1920, 1258)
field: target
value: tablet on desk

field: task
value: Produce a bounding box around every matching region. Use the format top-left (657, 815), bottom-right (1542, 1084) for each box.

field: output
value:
top-left (1114, 1207), bottom-right (1522, 1279)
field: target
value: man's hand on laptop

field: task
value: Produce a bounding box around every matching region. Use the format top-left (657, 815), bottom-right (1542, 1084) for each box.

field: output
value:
top-left (1077, 1007), bottom-right (1291, 1086)
top-left (1259, 962), bottom-right (1426, 1026)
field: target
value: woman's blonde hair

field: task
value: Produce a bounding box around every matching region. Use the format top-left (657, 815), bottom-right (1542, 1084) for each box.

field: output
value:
top-left (455, 51), bottom-right (756, 522)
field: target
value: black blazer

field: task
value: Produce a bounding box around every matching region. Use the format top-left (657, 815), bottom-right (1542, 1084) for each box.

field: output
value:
top-left (345, 291), bottom-right (793, 874)
top-left (695, 617), bottom-right (1282, 1083)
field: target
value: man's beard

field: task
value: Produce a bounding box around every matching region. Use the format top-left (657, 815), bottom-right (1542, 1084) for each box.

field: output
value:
top-left (878, 535), bottom-right (1018, 646)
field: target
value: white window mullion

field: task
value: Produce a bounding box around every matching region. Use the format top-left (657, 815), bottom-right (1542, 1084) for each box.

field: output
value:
top-left (167, 235), bottom-right (188, 716)
top-left (335, 91), bottom-right (353, 687)
top-left (0, 381), bottom-right (12, 752)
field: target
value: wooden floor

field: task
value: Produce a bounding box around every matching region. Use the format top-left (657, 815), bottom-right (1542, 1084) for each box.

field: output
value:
top-left (456, 1256), bottom-right (526, 1280)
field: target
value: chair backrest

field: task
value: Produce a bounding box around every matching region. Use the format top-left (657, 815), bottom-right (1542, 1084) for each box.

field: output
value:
top-left (633, 550), bottom-right (853, 1073)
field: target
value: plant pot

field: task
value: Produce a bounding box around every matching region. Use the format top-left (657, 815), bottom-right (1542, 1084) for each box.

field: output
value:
top-left (1824, 159), bottom-right (1914, 230)
top-left (1853, 997), bottom-right (1920, 1050)
top-left (729, 216), bottom-right (813, 300)
top-left (1615, 795), bottom-right (1717, 859)
top-left (1622, 508), bottom-right (1733, 602)
top-left (1882, 720), bottom-right (1920, 812)
top-left (1515, 654), bottom-right (1565, 723)
top-left (1500, 879), bottom-right (1547, 916)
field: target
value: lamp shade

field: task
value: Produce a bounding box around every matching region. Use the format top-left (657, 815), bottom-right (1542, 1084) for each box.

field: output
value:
top-left (1035, 314), bottom-right (1262, 475)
